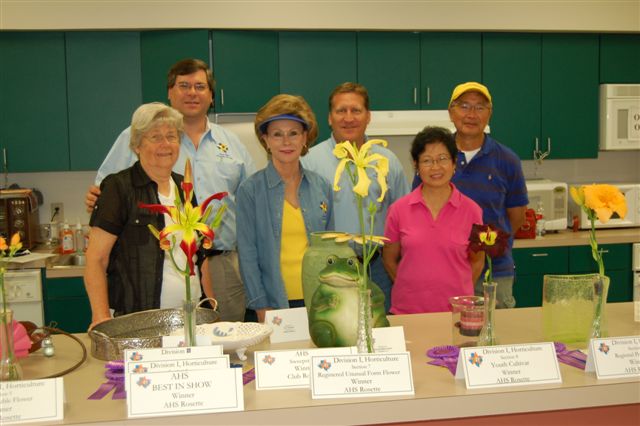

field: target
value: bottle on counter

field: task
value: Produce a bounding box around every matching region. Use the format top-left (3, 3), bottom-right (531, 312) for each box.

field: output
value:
top-left (535, 201), bottom-right (546, 238)
top-left (74, 221), bottom-right (85, 253)
top-left (60, 222), bottom-right (75, 254)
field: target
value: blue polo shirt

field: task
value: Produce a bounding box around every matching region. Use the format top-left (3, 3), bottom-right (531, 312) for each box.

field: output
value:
top-left (412, 134), bottom-right (528, 277)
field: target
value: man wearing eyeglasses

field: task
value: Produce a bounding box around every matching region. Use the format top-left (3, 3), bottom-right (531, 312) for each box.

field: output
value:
top-left (84, 58), bottom-right (256, 322)
top-left (444, 82), bottom-right (528, 308)
top-left (301, 82), bottom-right (410, 313)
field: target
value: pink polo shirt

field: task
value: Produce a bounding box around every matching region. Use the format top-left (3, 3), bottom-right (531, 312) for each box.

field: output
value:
top-left (384, 183), bottom-right (483, 314)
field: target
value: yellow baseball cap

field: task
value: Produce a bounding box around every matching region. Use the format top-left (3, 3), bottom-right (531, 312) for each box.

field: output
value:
top-left (449, 82), bottom-right (492, 107)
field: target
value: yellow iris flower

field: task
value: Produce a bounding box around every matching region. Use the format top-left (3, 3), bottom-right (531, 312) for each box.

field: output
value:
top-left (333, 139), bottom-right (389, 202)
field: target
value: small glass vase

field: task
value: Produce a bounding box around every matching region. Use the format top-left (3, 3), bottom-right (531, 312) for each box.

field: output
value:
top-left (478, 281), bottom-right (498, 346)
top-left (589, 275), bottom-right (610, 340)
top-left (1, 308), bottom-right (23, 381)
top-left (356, 288), bottom-right (374, 353)
top-left (182, 299), bottom-right (197, 348)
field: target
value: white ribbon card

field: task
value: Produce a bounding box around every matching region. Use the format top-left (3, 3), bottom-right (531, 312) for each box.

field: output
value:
top-left (585, 335), bottom-right (640, 379)
top-left (372, 326), bottom-right (406, 353)
top-left (455, 342), bottom-right (562, 389)
top-left (265, 307), bottom-right (310, 343)
top-left (310, 352), bottom-right (414, 399)
top-left (254, 347), bottom-right (354, 390)
top-left (124, 346), bottom-right (242, 417)
top-left (0, 378), bottom-right (64, 425)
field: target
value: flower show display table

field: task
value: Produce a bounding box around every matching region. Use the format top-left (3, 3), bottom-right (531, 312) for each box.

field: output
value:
top-left (17, 303), bottom-right (640, 425)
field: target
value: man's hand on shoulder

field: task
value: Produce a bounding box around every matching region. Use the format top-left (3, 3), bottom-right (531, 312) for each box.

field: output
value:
top-left (85, 184), bottom-right (101, 213)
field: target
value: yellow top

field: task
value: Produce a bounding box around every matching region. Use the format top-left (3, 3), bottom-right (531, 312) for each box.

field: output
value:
top-left (280, 200), bottom-right (308, 301)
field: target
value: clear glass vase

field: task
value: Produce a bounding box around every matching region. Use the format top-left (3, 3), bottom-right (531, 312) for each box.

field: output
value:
top-left (182, 299), bottom-right (197, 348)
top-left (477, 282), bottom-right (497, 346)
top-left (356, 288), bottom-right (374, 353)
top-left (1, 308), bottom-right (23, 381)
top-left (589, 275), bottom-right (610, 340)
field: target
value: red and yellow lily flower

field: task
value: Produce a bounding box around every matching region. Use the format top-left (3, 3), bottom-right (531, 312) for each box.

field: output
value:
top-left (139, 160), bottom-right (227, 276)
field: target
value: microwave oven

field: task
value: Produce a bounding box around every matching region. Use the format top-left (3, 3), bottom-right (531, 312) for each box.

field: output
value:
top-left (0, 190), bottom-right (40, 249)
top-left (525, 180), bottom-right (568, 231)
top-left (569, 183), bottom-right (640, 229)
top-left (600, 84), bottom-right (640, 151)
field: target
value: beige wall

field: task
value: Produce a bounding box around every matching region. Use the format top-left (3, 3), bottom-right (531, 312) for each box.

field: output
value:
top-left (1, 0), bottom-right (639, 32)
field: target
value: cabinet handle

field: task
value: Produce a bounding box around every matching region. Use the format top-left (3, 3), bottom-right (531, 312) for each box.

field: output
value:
top-left (413, 87), bottom-right (417, 105)
top-left (601, 249), bottom-right (609, 254)
top-left (531, 253), bottom-right (549, 257)
top-left (546, 137), bottom-right (552, 156)
top-left (220, 89), bottom-right (225, 106)
top-left (426, 86), bottom-right (431, 105)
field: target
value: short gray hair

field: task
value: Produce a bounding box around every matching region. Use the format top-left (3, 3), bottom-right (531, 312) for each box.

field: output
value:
top-left (129, 102), bottom-right (184, 151)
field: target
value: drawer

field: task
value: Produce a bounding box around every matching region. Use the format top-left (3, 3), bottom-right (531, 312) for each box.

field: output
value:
top-left (568, 243), bottom-right (631, 273)
top-left (513, 247), bottom-right (568, 275)
top-left (44, 277), bottom-right (87, 298)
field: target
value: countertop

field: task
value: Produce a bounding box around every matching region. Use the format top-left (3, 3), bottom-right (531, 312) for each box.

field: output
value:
top-left (514, 228), bottom-right (639, 249)
top-left (17, 303), bottom-right (640, 425)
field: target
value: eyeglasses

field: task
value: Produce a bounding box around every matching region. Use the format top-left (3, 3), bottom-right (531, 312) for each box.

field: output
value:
top-left (267, 129), bottom-right (304, 142)
top-left (454, 102), bottom-right (491, 114)
top-left (144, 133), bottom-right (180, 144)
top-left (175, 81), bottom-right (209, 93)
top-left (418, 154), bottom-right (452, 168)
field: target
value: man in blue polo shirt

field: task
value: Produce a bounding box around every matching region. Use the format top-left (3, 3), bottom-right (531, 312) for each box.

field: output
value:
top-left (413, 82), bottom-right (528, 308)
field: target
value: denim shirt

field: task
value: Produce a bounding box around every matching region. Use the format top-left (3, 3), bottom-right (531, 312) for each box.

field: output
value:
top-left (236, 162), bottom-right (334, 310)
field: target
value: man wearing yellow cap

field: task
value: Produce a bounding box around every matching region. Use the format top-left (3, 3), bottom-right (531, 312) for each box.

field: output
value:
top-left (446, 82), bottom-right (528, 308)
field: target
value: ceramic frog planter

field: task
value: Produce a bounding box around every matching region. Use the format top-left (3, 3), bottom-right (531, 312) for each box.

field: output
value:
top-left (308, 255), bottom-right (389, 347)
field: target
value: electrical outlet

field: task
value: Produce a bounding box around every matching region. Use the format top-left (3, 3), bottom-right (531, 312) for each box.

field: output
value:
top-left (51, 202), bottom-right (64, 223)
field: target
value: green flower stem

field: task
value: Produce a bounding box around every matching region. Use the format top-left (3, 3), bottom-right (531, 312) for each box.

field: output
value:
top-left (346, 162), bottom-right (374, 353)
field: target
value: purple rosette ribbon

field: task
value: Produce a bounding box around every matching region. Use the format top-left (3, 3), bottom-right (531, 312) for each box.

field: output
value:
top-left (426, 345), bottom-right (460, 375)
top-left (88, 360), bottom-right (126, 400)
top-left (554, 342), bottom-right (587, 370)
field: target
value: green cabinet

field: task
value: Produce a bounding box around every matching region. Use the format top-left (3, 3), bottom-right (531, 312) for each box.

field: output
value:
top-left (44, 277), bottom-right (92, 333)
top-left (568, 243), bottom-right (633, 302)
top-left (279, 31), bottom-right (357, 143)
top-left (483, 33), bottom-right (599, 160)
top-left (66, 32), bottom-right (142, 171)
top-left (140, 30), bottom-right (210, 104)
top-left (514, 243), bottom-right (633, 308)
top-left (600, 34), bottom-right (640, 83)
top-left (211, 31), bottom-right (279, 113)
top-left (0, 32), bottom-right (69, 172)
top-left (420, 32), bottom-right (482, 109)
top-left (357, 32), bottom-right (420, 110)
top-left (513, 247), bottom-right (569, 307)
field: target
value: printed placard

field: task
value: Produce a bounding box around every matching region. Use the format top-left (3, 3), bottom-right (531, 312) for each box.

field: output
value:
top-left (456, 342), bottom-right (562, 389)
top-left (372, 326), bottom-right (406, 353)
top-left (0, 378), bottom-right (64, 424)
top-left (254, 347), bottom-right (354, 390)
top-left (124, 346), bottom-right (241, 417)
top-left (126, 368), bottom-right (243, 418)
top-left (585, 336), bottom-right (640, 379)
top-left (310, 352), bottom-right (414, 399)
top-left (265, 307), bottom-right (310, 343)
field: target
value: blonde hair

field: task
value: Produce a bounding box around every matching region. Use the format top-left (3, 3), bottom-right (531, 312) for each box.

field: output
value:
top-left (254, 94), bottom-right (318, 156)
top-left (129, 102), bottom-right (184, 151)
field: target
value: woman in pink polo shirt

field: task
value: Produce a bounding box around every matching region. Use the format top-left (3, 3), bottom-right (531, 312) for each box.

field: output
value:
top-left (382, 127), bottom-right (484, 313)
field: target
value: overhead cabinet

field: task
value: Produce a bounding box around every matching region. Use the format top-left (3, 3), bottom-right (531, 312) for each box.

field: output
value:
top-left (279, 31), bottom-right (357, 142)
top-left (600, 34), bottom-right (640, 84)
top-left (211, 31), bottom-right (279, 113)
top-left (483, 33), bottom-right (599, 160)
top-left (140, 30), bottom-right (210, 104)
top-left (0, 32), bottom-right (69, 172)
top-left (66, 32), bottom-right (142, 171)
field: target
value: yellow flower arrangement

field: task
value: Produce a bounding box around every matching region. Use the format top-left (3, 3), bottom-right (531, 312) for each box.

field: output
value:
top-left (570, 183), bottom-right (627, 339)
top-left (570, 184), bottom-right (627, 276)
top-left (326, 139), bottom-right (390, 353)
top-left (1, 232), bottom-right (23, 380)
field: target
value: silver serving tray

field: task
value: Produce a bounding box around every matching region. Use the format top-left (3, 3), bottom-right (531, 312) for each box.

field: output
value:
top-left (89, 307), bottom-right (219, 360)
